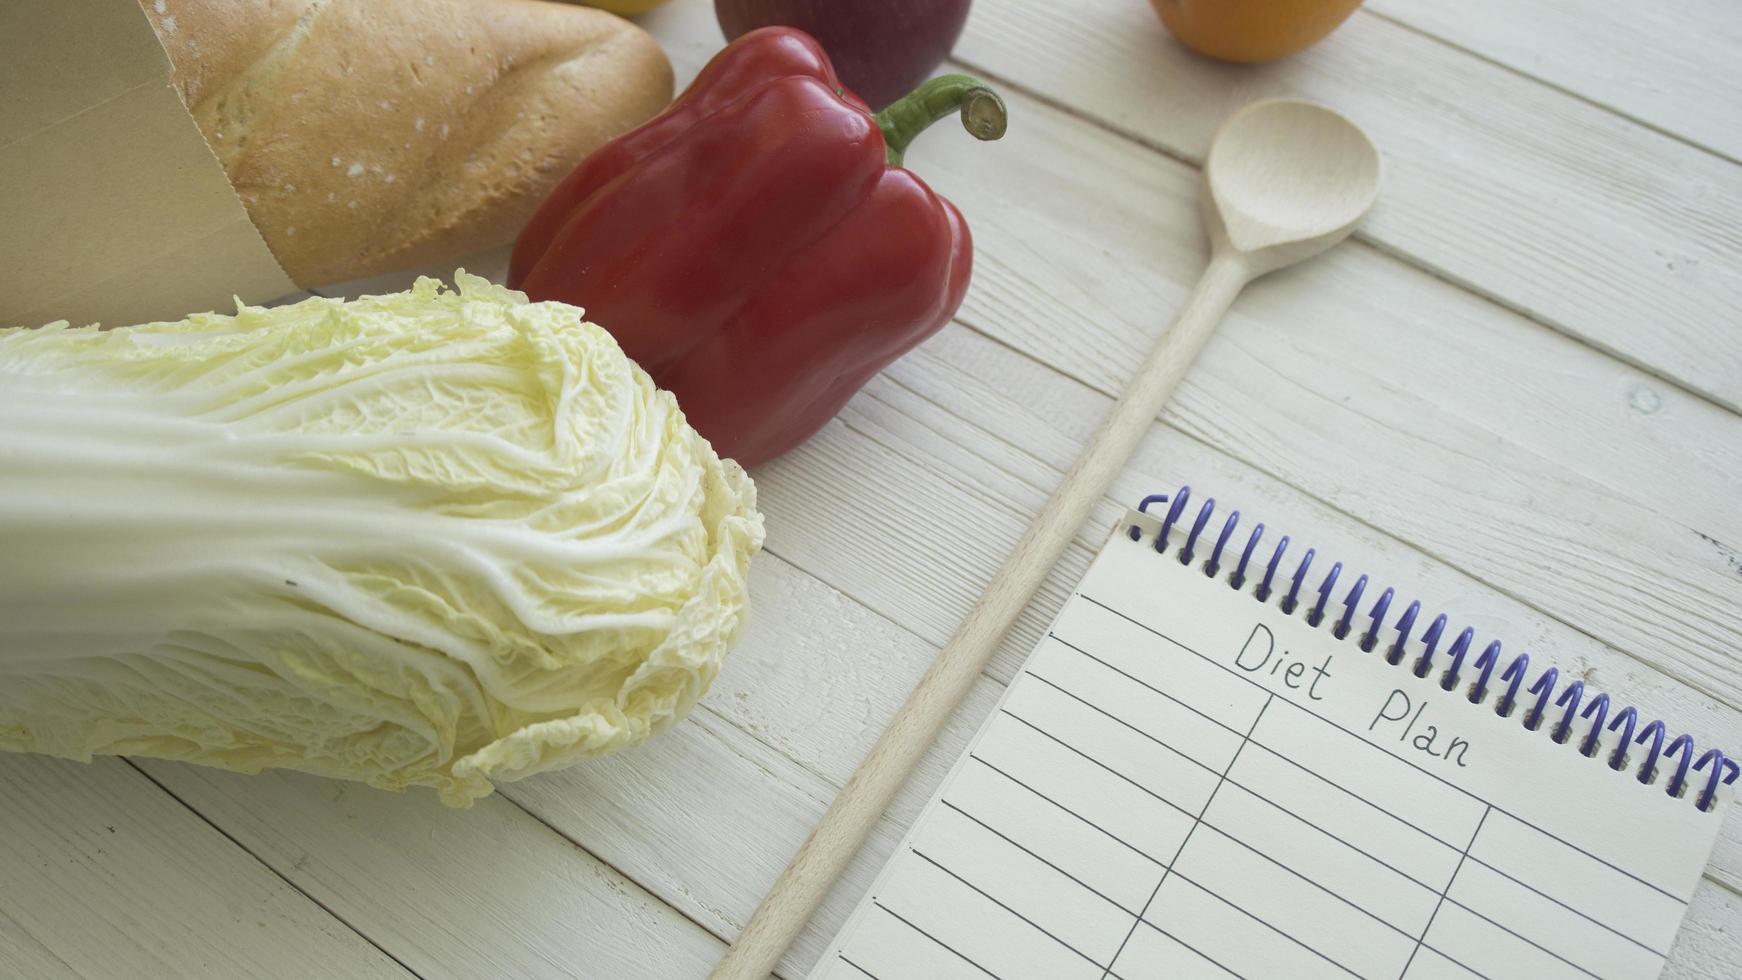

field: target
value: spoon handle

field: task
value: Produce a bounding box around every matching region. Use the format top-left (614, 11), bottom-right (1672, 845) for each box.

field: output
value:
top-left (711, 249), bottom-right (1251, 980)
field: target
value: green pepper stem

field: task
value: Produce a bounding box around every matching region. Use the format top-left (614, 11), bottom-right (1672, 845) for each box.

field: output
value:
top-left (873, 74), bottom-right (1008, 167)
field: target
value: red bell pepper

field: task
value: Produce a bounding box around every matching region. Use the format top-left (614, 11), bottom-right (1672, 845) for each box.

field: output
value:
top-left (508, 27), bottom-right (1006, 467)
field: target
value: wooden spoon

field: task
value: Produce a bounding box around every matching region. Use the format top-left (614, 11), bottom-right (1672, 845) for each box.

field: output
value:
top-left (711, 97), bottom-right (1382, 980)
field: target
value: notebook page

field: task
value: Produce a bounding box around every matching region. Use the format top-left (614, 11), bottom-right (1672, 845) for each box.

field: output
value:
top-left (812, 509), bottom-right (1730, 980)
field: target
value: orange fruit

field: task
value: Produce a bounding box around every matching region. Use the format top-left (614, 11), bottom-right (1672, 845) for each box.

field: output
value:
top-left (1149, 0), bottom-right (1364, 64)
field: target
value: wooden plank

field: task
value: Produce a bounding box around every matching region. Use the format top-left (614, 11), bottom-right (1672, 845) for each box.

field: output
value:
top-left (500, 552), bottom-right (1742, 978)
top-left (910, 81), bottom-right (1742, 712)
top-left (314, 164), bottom-right (1741, 967)
top-left (0, 754), bottom-right (408, 980)
top-left (751, 326), bottom-right (1742, 883)
top-left (494, 327), bottom-right (1742, 971)
top-left (520, 702), bottom-right (1742, 980)
top-left (0, 909), bottom-right (77, 980)
top-left (943, 0), bottom-right (1742, 411)
top-left (1366, 0), bottom-right (1742, 163)
top-left (135, 761), bottom-right (726, 980)
top-left (267, 10), bottom-right (1741, 973)
top-left (505, 707), bottom-right (840, 957)
top-left (636, 0), bottom-right (1742, 715)
top-left (12, 327), bottom-right (1721, 976)
top-left (502, 684), bottom-right (1012, 979)
top-left (1668, 878), bottom-right (1742, 980)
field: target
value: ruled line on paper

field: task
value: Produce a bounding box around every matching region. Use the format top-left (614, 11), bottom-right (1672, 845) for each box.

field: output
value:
top-left (997, 708), bottom-right (1198, 821)
top-left (870, 901), bottom-right (1002, 979)
top-left (965, 731), bottom-right (1487, 980)
top-left (991, 693), bottom-right (1486, 980)
top-left (819, 531), bottom-right (1717, 980)
top-left (1032, 656), bottom-right (1455, 895)
top-left (1239, 740), bottom-right (1464, 852)
top-left (1101, 694), bottom-right (1273, 980)
top-left (1019, 694), bottom-right (1513, 977)
top-left (1218, 777), bottom-right (1445, 895)
top-left (914, 724), bottom-right (1377, 977)
top-left (1044, 634), bottom-right (1671, 960)
top-left (1053, 625), bottom-right (1678, 946)
top-left (1059, 598), bottom-right (1666, 975)
top-left (1039, 647), bottom-right (1645, 973)
top-left (966, 754), bottom-right (1167, 865)
top-left (899, 806), bottom-right (1375, 980)
top-left (1195, 821), bottom-right (1419, 942)
top-left (1414, 824), bottom-right (1605, 980)
top-left (939, 799), bottom-right (1143, 917)
top-left (1454, 856), bottom-right (1668, 958)
top-left (910, 849), bottom-right (1112, 973)
top-left (1045, 636), bottom-right (1240, 750)
top-left (976, 656), bottom-right (1631, 976)
top-left (1027, 670), bottom-right (1225, 780)
top-left (1050, 633), bottom-right (1467, 852)
top-left (1134, 920), bottom-right (1249, 980)
top-left (1077, 593), bottom-right (1689, 907)
top-left (1405, 807), bottom-right (1489, 979)
top-left (1157, 872), bottom-right (1365, 979)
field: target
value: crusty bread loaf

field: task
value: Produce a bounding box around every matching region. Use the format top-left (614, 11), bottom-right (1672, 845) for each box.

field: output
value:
top-left (141, 0), bottom-right (673, 287)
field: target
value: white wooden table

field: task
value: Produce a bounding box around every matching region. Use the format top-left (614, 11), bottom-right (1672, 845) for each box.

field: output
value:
top-left (5, 1), bottom-right (1740, 977)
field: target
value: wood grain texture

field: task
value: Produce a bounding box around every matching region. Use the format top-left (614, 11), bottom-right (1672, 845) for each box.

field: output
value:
top-left (5, 328), bottom-right (1736, 975)
top-left (748, 323), bottom-right (1742, 887)
top-left (393, 22), bottom-right (1742, 951)
top-left (499, 613), bottom-right (1016, 978)
top-left (713, 96), bottom-right (1392, 973)
top-left (889, 75), bottom-right (1742, 714)
top-left (486, 306), bottom-right (1741, 974)
top-left (0, 754), bottom-right (409, 980)
top-left (641, 0), bottom-right (1742, 713)
top-left (495, 543), bottom-right (1742, 978)
top-left (0, 908), bottom-right (78, 980)
top-left (7, 2), bottom-right (1740, 977)
top-left (1666, 880), bottom-right (1742, 980)
top-left (708, 146), bottom-right (1325, 973)
top-left (946, 0), bottom-right (1742, 411)
top-left (136, 761), bottom-right (727, 980)
top-left (1367, 0), bottom-right (1742, 163)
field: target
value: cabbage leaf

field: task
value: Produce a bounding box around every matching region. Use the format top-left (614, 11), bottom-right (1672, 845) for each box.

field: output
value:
top-left (0, 273), bottom-right (764, 805)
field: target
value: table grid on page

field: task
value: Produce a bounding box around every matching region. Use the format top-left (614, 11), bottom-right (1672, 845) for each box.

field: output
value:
top-left (814, 505), bottom-right (1725, 980)
top-left (827, 629), bottom-right (1670, 979)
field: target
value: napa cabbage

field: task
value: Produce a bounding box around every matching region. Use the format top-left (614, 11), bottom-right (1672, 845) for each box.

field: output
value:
top-left (0, 273), bottom-right (763, 805)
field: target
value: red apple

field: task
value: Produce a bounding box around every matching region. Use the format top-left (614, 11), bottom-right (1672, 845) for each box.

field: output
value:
top-left (715, 0), bottom-right (973, 110)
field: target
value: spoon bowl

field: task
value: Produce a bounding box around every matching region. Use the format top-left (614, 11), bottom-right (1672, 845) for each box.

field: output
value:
top-left (1205, 98), bottom-right (1383, 275)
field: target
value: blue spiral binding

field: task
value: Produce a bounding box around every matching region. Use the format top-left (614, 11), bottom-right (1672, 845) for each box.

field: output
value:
top-left (1133, 487), bottom-right (1738, 813)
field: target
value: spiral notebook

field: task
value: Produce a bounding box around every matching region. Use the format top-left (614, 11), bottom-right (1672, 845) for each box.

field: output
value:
top-left (813, 488), bottom-right (1735, 980)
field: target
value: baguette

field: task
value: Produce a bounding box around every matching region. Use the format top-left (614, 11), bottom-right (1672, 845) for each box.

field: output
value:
top-left (142, 0), bottom-right (673, 287)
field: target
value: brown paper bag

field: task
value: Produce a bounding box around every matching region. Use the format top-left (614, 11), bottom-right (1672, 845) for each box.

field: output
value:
top-left (0, 0), bottom-right (298, 329)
